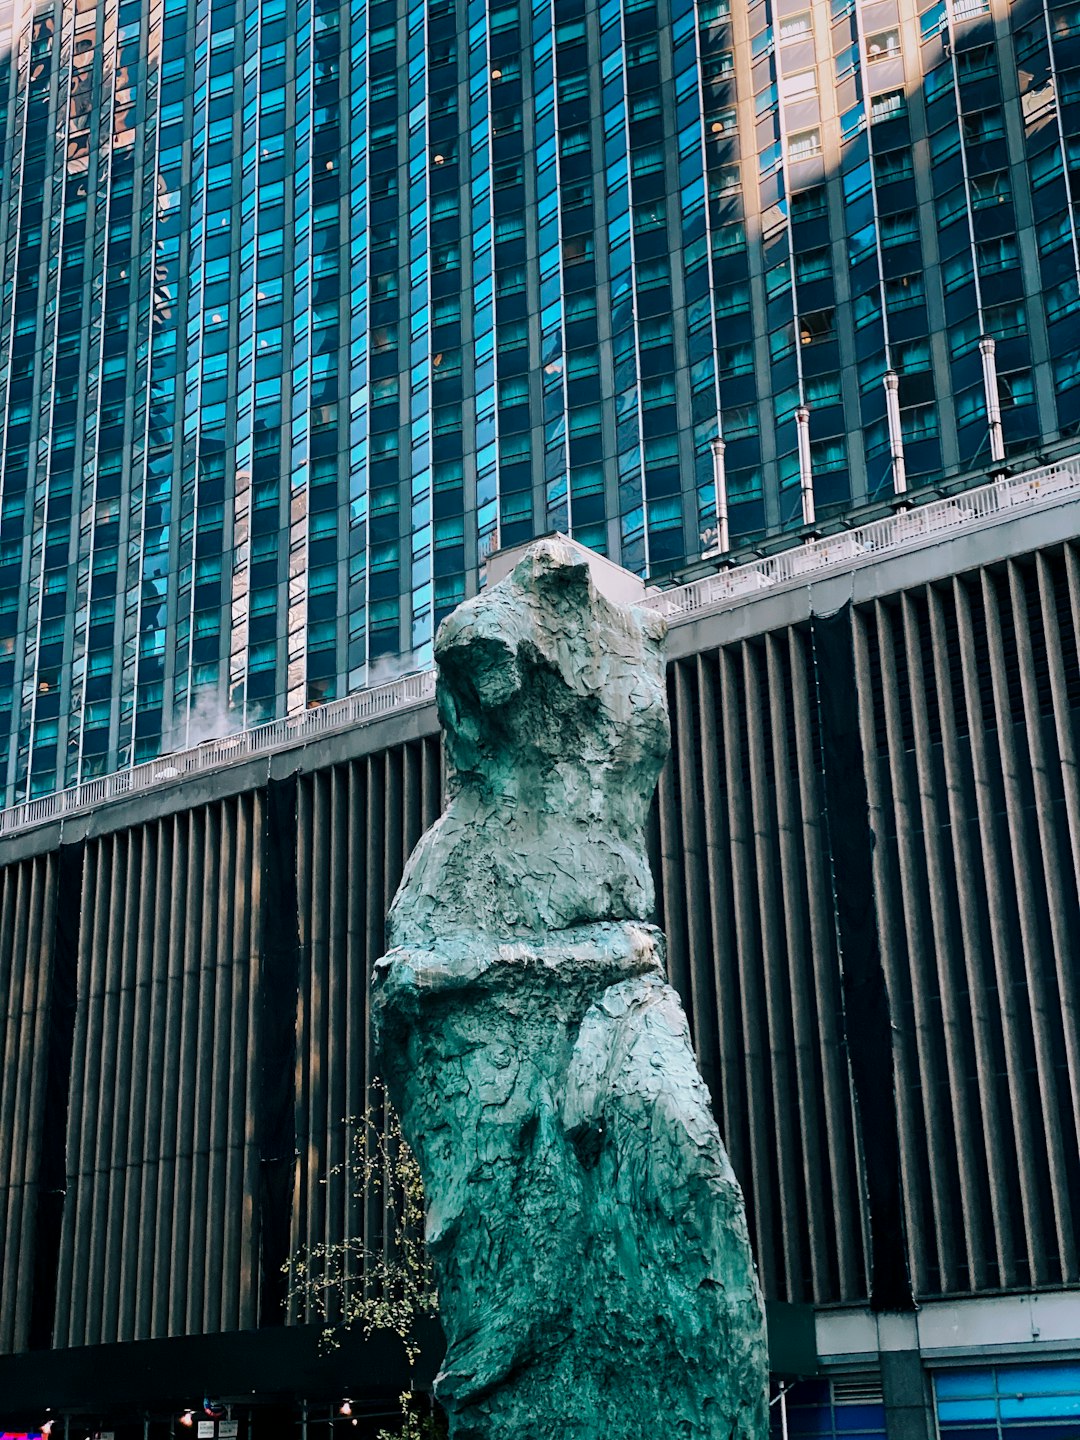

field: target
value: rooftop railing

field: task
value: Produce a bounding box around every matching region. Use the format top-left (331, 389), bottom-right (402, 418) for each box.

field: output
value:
top-left (2, 455), bottom-right (1078, 840)
top-left (643, 456), bottom-right (1080, 622)
top-left (0, 668), bottom-right (436, 838)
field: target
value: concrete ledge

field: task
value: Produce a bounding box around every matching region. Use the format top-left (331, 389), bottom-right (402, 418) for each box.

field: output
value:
top-left (816, 1291), bottom-right (1080, 1367)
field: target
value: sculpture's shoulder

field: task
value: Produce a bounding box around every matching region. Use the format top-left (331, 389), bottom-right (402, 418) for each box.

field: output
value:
top-left (388, 540), bottom-right (670, 941)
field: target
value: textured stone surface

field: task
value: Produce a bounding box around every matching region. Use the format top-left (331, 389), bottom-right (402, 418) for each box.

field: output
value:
top-left (373, 539), bottom-right (768, 1440)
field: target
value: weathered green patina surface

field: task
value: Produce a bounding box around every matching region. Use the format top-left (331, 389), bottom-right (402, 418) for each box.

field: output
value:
top-left (373, 539), bottom-right (768, 1440)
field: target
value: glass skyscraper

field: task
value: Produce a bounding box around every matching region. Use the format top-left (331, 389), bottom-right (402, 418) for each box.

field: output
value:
top-left (0, 0), bottom-right (1078, 801)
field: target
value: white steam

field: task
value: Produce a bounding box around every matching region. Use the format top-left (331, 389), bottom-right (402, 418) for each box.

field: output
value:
top-left (175, 689), bottom-right (243, 750)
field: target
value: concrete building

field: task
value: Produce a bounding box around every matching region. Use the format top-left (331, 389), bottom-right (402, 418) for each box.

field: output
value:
top-left (1, 0), bottom-right (1079, 798)
top-left (2, 463), bottom-right (1080, 1436)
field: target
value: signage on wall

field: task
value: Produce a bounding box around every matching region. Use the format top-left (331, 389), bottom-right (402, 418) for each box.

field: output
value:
top-left (196, 1424), bottom-right (238, 1439)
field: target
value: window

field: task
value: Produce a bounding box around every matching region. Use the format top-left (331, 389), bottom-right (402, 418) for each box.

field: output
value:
top-left (760, 142), bottom-right (783, 179)
top-left (713, 220), bottom-right (747, 252)
top-left (977, 235), bottom-right (1017, 273)
top-left (432, 348), bottom-right (462, 376)
top-left (841, 101), bottom-right (866, 141)
top-left (1046, 278), bottom-right (1080, 322)
top-left (848, 221), bottom-right (877, 265)
top-left (496, 266), bottom-right (526, 296)
top-left (871, 90), bottom-right (906, 122)
top-left (634, 199), bottom-right (666, 232)
top-left (936, 184), bottom-right (968, 228)
top-left (627, 36), bottom-right (659, 64)
top-left (639, 316), bottom-right (674, 348)
top-left (774, 385), bottom-right (801, 423)
top-left (495, 215), bottom-right (526, 243)
top-left (835, 42), bottom-right (859, 81)
top-left (943, 251), bottom-right (974, 292)
top-left (806, 372), bottom-right (842, 406)
top-left (795, 247), bottom-right (831, 283)
top-left (556, 17), bottom-right (586, 45)
top-left (920, 1), bottom-right (947, 38)
top-left (641, 375), bottom-right (676, 408)
top-left (560, 127), bottom-right (590, 158)
top-left (631, 145), bottom-right (665, 177)
top-left (489, 3), bottom-right (519, 32)
top-left (875, 147), bottom-right (914, 184)
top-left (957, 44), bottom-right (996, 81)
top-left (558, 73), bottom-right (589, 104)
top-left (799, 309), bottom-right (836, 344)
top-left (970, 171), bottom-right (1010, 208)
top-left (812, 436), bottom-right (848, 471)
top-left (706, 107), bottom-right (738, 137)
top-left (963, 107), bottom-right (1005, 143)
top-left (715, 283), bottom-right (751, 316)
top-left (866, 27), bottom-right (901, 58)
top-left (1030, 147), bottom-right (1064, 189)
top-left (770, 323), bottom-right (796, 361)
top-left (703, 49), bottom-right (735, 79)
top-left (901, 405), bottom-right (939, 440)
top-left (630, 93), bottom-right (663, 122)
top-left (498, 375), bottom-right (529, 408)
top-left (930, 123), bottom-right (961, 163)
top-left (779, 11), bottom-right (811, 38)
top-left (562, 235), bottom-right (594, 266)
top-left (792, 186), bottom-right (827, 220)
top-left (843, 161), bottom-right (872, 203)
top-left (788, 128), bottom-right (822, 160)
top-left (756, 82), bottom-right (779, 117)
top-left (636, 256), bottom-right (670, 290)
top-left (1056, 351), bottom-right (1080, 391)
top-left (711, 166), bottom-right (740, 196)
top-left (854, 287), bottom-right (882, 327)
top-left (885, 273), bottom-right (925, 310)
top-left (984, 301), bottom-right (1026, 339)
top-left (880, 211), bottom-right (918, 247)
top-left (724, 405), bottom-right (759, 438)
top-left (1038, 212), bottom-right (1073, 253)
top-left (894, 337), bottom-right (931, 373)
top-left (716, 342), bottom-right (754, 377)
top-left (999, 370), bottom-right (1034, 408)
top-left (765, 260), bottom-right (792, 298)
top-left (1025, 79), bottom-right (1059, 127)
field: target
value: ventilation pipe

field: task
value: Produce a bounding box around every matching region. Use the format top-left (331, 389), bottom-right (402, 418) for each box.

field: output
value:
top-left (884, 370), bottom-right (907, 498)
top-left (795, 405), bottom-right (815, 528)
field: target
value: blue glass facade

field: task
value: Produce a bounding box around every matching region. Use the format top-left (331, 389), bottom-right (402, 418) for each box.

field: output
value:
top-left (772, 1379), bottom-right (889, 1440)
top-left (937, 1363), bottom-right (1080, 1440)
top-left (0, 0), bottom-right (1078, 800)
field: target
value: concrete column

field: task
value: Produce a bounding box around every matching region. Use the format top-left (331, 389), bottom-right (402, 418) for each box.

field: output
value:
top-left (881, 1341), bottom-right (934, 1440)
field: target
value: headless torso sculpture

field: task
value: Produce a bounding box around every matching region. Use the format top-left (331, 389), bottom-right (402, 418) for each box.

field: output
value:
top-left (373, 539), bottom-right (768, 1440)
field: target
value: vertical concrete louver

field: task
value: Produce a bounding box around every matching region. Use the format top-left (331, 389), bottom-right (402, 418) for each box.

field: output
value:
top-left (52, 794), bottom-right (264, 1346)
top-left (287, 738), bottom-right (441, 1326)
top-left (1, 545), bottom-right (1080, 1357)
top-left (0, 851), bottom-right (59, 1353)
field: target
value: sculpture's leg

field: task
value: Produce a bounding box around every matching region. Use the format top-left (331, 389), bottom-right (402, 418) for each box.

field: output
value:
top-left (561, 973), bottom-right (769, 1440)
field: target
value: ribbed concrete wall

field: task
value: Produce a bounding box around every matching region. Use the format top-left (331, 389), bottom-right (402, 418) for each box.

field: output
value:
top-left (2, 545), bottom-right (1080, 1358)
top-left (288, 740), bottom-right (442, 1327)
top-left (0, 851), bottom-right (59, 1353)
top-left (52, 797), bottom-right (265, 1347)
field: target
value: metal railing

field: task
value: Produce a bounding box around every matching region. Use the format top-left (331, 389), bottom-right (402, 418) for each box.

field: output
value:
top-left (643, 457), bottom-right (1080, 622)
top-left (0, 668), bottom-right (436, 838)
top-left (1, 456), bottom-right (1078, 840)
